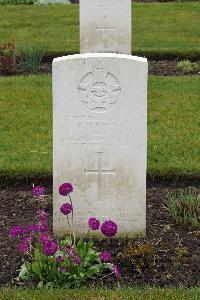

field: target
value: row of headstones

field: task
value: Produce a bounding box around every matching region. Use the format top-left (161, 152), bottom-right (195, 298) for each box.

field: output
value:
top-left (53, 0), bottom-right (148, 238)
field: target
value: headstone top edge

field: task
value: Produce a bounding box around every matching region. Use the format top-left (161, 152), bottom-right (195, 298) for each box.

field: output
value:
top-left (53, 54), bottom-right (147, 64)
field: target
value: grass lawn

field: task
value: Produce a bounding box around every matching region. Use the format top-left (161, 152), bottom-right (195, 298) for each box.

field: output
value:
top-left (0, 287), bottom-right (200, 300)
top-left (0, 3), bottom-right (199, 57)
top-left (0, 75), bottom-right (200, 180)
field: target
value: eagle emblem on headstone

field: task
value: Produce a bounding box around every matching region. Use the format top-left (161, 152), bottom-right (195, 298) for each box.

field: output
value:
top-left (78, 64), bottom-right (121, 112)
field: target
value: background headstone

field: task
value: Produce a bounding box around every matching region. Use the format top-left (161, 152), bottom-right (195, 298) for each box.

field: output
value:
top-left (80, 0), bottom-right (131, 54)
top-left (53, 53), bottom-right (147, 237)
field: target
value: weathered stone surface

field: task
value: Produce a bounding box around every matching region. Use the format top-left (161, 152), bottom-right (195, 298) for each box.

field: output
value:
top-left (80, 0), bottom-right (131, 54)
top-left (53, 53), bottom-right (147, 237)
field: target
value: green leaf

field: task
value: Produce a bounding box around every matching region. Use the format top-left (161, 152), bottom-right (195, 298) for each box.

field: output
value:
top-left (100, 263), bottom-right (113, 270)
top-left (60, 237), bottom-right (72, 247)
top-left (85, 265), bottom-right (100, 277)
top-left (18, 263), bottom-right (31, 280)
top-left (36, 281), bottom-right (44, 289)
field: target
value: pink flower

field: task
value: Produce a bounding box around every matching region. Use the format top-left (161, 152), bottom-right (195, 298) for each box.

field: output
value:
top-left (59, 182), bottom-right (73, 196)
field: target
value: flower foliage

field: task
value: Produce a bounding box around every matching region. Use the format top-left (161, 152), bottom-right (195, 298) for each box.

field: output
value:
top-left (10, 182), bottom-right (120, 288)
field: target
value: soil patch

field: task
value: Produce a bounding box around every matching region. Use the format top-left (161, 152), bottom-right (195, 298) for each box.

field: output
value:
top-left (40, 60), bottom-right (200, 76)
top-left (0, 184), bottom-right (199, 287)
top-left (150, 60), bottom-right (200, 76)
top-left (0, 60), bottom-right (200, 77)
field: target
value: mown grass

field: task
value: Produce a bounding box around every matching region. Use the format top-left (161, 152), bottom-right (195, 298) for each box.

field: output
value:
top-left (0, 75), bottom-right (200, 180)
top-left (0, 287), bottom-right (200, 300)
top-left (0, 3), bottom-right (199, 57)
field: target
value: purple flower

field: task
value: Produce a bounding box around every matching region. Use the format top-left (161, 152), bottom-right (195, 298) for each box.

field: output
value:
top-left (40, 233), bottom-right (51, 244)
top-left (43, 240), bottom-right (58, 256)
top-left (18, 237), bottom-right (31, 254)
top-left (65, 246), bottom-right (81, 265)
top-left (88, 217), bottom-right (100, 230)
top-left (60, 266), bottom-right (67, 273)
top-left (101, 220), bottom-right (118, 237)
top-left (38, 222), bottom-right (48, 233)
top-left (9, 225), bottom-right (23, 238)
top-left (32, 224), bottom-right (39, 233)
top-left (99, 251), bottom-right (112, 262)
top-left (59, 182), bottom-right (73, 196)
top-left (60, 203), bottom-right (73, 215)
top-left (72, 256), bottom-right (81, 265)
top-left (22, 224), bottom-right (33, 234)
top-left (23, 224), bottom-right (41, 234)
top-left (112, 264), bottom-right (121, 280)
top-left (65, 246), bottom-right (77, 257)
top-left (32, 185), bottom-right (45, 197)
top-left (56, 255), bottom-right (65, 263)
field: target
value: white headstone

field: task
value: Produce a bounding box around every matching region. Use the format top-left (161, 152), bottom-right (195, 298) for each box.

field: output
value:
top-left (53, 53), bottom-right (147, 237)
top-left (80, 0), bottom-right (131, 54)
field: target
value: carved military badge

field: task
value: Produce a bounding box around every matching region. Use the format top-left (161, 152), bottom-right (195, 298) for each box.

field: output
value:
top-left (78, 64), bottom-right (121, 112)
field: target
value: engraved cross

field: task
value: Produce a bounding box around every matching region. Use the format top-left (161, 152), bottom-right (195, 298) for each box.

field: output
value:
top-left (96, 17), bottom-right (116, 49)
top-left (84, 152), bottom-right (115, 203)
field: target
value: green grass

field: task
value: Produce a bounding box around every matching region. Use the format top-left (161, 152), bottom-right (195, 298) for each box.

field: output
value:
top-left (0, 287), bottom-right (200, 300)
top-left (0, 75), bottom-right (200, 180)
top-left (0, 75), bottom-right (52, 178)
top-left (148, 75), bottom-right (200, 177)
top-left (0, 3), bottom-right (199, 57)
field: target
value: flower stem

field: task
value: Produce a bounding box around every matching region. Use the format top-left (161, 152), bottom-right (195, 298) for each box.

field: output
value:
top-left (66, 215), bottom-right (72, 241)
top-left (69, 194), bottom-right (76, 245)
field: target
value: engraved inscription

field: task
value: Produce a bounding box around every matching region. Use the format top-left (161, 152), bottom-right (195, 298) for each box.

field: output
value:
top-left (84, 152), bottom-right (115, 202)
top-left (78, 65), bottom-right (121, 112)
top-left (56, 115), bottom-right (141, 149)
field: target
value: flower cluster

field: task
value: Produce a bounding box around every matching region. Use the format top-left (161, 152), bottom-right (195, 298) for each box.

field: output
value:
top-left (88, 217), bottom-right (118, 238)
top-left (9, 182), bottom-right (121, 287)
top-left (9, 207), bottom-right (49, 253)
